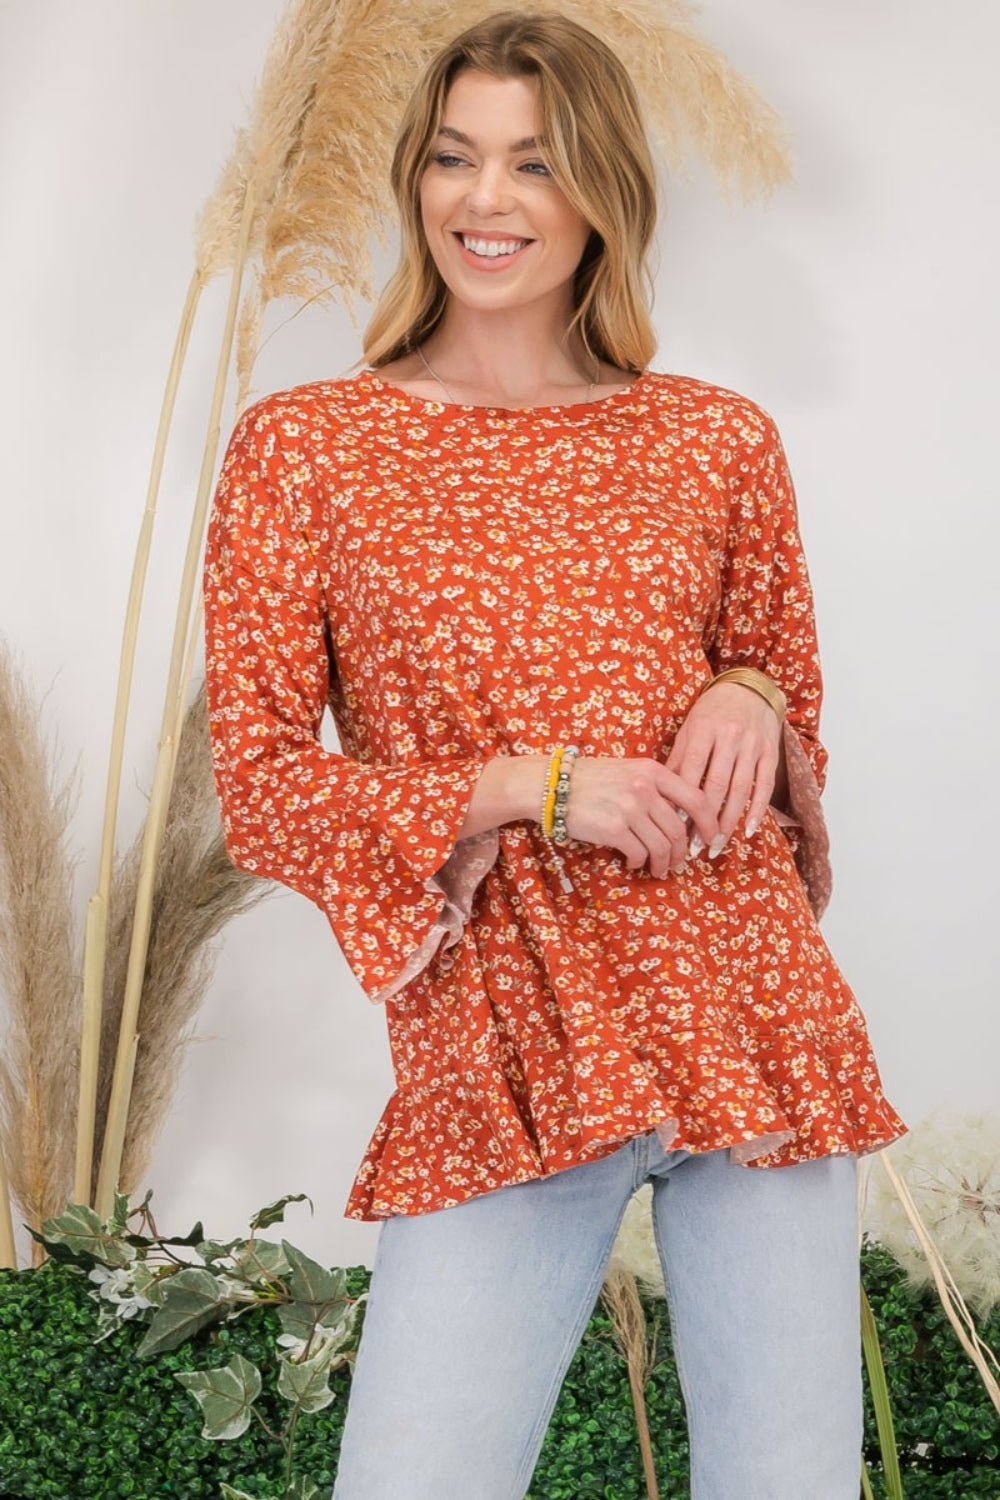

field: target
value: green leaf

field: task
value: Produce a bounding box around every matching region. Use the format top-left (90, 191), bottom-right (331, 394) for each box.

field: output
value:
top-left (861, 1285), bottom-right (904, 1500)
top-left (33, 1203), bottom-right (133, 1268)
top-left (130, 1261), bottom-right (163, 1304)
top-left (250, 1193), bottom-right (313, 1231)
top-left (236, 1237), bottom-right (290, 1283)
top-left (277, 1346), bottom-right (337, 1414)
top-left (138, 1267), bottom-right (236, 1356)
top-left (279, 1242), bottom-right (348, 1332)
top-left (126, 1221), bottom-right (205, 1250)
top-left (284, 1478), bottom-right (321, 1500)
top-left (175, 1352), bottom-right (261, 1440)
top-left (108, 1192), bottom-right (132, 1234)
top-left (220, 1488), bottom-right (263, 1500)
top-left (197, 1238), bottom-right (243, 1264)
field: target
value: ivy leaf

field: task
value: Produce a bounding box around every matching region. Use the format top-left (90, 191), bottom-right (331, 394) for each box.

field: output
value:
top-left (175, 1353), bottom-right (261, 1440)
top-left (277, 1346), bottom-right (337, 1414)
top-left (32, 1203), bottom-right (133, 1268)
top-left (125, 1221), bottom-right (205, 1250)
top-left (237, 1237), bottom-right (290, 1283)
top-left (198, 1238), bottom-right (243, 1264)
top-left (250, 1193), bottom-right (312, 1231)
top-left (219, 1488), bottom-right (263, 1500)
top-left (130, 1261), bottom-right (164, 1305)
top-left (138, 1267), bottom-right (236, 1356)
top-left (284, 1478), bottom-right (321, 1500)
top-left (107, 1193), bottom-right (132, 1235)
top-left (278, 1244), bottom-right (349, 1342)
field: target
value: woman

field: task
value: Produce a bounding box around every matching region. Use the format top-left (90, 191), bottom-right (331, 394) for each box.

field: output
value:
top-left (204, 12), bottom-right (904, 1498)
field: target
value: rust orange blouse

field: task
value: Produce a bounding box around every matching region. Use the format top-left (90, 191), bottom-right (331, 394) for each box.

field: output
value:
top-left (203, 368), bottom-right (904, 1220)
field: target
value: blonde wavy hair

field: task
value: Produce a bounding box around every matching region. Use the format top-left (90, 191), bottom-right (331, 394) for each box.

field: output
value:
top-left (364, 10), bottom-right (658, 372)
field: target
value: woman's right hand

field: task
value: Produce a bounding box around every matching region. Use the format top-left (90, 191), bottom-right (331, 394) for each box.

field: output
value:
top-left (563, 756), bottom-right (720, 878)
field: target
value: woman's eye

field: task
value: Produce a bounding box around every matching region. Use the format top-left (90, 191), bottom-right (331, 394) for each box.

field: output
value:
top-left (519, 160), bottom-right (551, 177)
top-left (433, 152), bottom-right (467, 168)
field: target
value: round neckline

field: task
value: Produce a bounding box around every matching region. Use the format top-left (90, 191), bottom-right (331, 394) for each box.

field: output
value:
top-left (360, 364), bottom-right (651, 417)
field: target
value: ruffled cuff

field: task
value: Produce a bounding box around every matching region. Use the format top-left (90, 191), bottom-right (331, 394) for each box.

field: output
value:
top-left (774, 722), bottom-right (832, 919)
top-left (370, 829), bottom-right (500, 1004)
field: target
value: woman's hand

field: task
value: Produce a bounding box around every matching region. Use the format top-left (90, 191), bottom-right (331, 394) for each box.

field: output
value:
top-left (564, 756), bottom-right (721, 878)
top-left (665, 681), bottom-right (784, 855)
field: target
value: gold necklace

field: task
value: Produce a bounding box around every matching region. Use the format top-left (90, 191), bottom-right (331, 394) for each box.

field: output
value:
top-left (416, 344), bottom-right (598, 409)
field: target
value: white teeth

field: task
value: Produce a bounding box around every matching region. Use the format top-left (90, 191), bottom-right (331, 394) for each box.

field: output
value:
top-left (461, 235), bottom-right (528, 258)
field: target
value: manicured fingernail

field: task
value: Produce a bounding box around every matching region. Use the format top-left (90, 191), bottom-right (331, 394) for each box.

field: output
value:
top-left (708, 835), bottom-right (727, 858)
top-left (677, 808), bottom-right (691, 824)
top-left (746, 818), bottom-right (760, 838)
top-left (688, 834), bottom-right (705, 858)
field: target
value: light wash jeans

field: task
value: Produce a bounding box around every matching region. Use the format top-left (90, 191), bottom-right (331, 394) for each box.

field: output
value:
top-left (332, 1134), bottom-right (861, 1499)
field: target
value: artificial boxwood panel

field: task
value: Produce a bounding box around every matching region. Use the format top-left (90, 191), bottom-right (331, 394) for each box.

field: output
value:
top-left (0, 1247), bottom-right (997, 1499)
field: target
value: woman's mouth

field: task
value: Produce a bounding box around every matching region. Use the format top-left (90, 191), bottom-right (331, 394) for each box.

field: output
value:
top-left (453, 232), bottom-right (533, 269)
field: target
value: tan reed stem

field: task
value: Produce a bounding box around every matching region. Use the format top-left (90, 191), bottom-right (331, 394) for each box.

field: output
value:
top-left (74, 894), bottom-right (107, 1204)
top-left (74, 269), bottom-right (204, 1207)
top-left (602, 1266), bottom-right (660, 1500)
top-left (880, 1150), bottom-right (1000, 1414)
top-left (0, 1137), bottom-right (16, 1269)
top-left (95, 189), bottom-right (255, 1218)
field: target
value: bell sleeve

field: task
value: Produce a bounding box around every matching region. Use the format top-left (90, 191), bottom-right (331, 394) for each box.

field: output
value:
top-left (707, 412), bottom-right (832, 916)
top-left (203, 400), bottom-right (493, 1003)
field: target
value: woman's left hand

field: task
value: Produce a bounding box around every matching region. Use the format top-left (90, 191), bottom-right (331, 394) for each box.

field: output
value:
top-left (665, 681), bottom-right (784, 855)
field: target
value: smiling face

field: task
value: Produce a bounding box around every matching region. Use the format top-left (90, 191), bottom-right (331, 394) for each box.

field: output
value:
top-left (418, 70), bottom-right (593, 321)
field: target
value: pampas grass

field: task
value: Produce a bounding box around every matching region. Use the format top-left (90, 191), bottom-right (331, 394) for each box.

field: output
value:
top-left (92, 688), bottom-right (269, 1198)
top-left (606, 1187), bottom-right (665, 1498)
top-left (0, 645), bottom-right (79, 1251)
top-left (0, 638), bottom-right (268, 1263)
top-left (601, 1264), bottom-right (661, 1500)
top-left (866, 1114), bottom-right (1000, 1317)
top-left (609, 1183), bottom-right (666, 1297)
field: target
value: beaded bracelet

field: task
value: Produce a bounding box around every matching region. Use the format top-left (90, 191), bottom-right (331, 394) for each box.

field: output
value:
top-left (700, 666), bottom-right (787, 725)
top-left (552, 744), bottom-right (580, 844)
top-left (540, 744), bottom-right (579, 892)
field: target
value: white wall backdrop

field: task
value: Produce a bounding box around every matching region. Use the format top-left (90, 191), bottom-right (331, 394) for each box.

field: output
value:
top-left (1, 0), bottom-right (997, 1269)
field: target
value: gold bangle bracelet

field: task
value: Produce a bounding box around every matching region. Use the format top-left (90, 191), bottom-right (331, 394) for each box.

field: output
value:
top-left (701, 667), bottom-right (787, 725)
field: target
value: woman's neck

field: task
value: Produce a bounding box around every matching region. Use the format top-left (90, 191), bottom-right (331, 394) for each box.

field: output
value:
top-left (422, 304), bottom-right (599, 406)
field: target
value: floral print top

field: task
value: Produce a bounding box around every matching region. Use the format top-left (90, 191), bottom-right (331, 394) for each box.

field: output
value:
top-left (203, 367), bottom-right (904, 1220)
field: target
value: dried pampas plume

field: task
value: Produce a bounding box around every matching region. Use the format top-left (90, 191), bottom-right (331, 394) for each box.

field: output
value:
top-left (601, 1263), bottom-right (661, 1500)
top-left (610, 1184), bottom-right (666, 1298)
top-left (0, 645), bottom-right (79, 1248)
top-left (865, 1113), bottom-right (1000, 1318)
top-left (94, 687), bottom-right (271, 1198)
top-left (195, 0), bottom-right (792, 405)
top-left (195, 0), bottom-right (346, 282)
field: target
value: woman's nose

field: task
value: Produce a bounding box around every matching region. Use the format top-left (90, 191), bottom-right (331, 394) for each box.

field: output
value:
top-left (465, 164), bottom-right (512, 216)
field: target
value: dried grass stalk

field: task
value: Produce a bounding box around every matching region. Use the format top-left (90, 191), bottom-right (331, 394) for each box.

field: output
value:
top-left (0, 645), bottom-right (79, 1243)
top-left (879, 1151), bottom-right (1000, 1417)
top-left (95, 185), bottom-right (257, 1217)
top-left (602, 1265), bottom-right (660, 1500)
top-left (75, 268), bottom-right (204, 1206)
top-left (92, 687), bottom-right (270, 1197)
top-left (0, 1136), bottom-right (16, 1268)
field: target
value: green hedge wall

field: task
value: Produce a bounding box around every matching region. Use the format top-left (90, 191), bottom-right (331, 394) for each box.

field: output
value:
top-left (0, 1246), bottom-right (997, 1499)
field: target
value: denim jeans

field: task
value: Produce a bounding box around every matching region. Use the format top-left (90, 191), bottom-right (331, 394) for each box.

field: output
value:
top-left (331, 1134), bottom-right (861, 1499)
